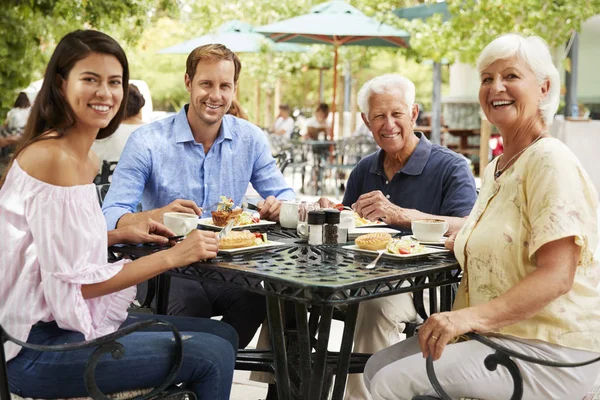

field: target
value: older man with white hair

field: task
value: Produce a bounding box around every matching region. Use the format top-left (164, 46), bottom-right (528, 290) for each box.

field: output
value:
top-left (320, 74), bottom-right (477, 400)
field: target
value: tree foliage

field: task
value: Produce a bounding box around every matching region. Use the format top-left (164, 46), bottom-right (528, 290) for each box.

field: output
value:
top-left (394, 0), bottom-right (600, 63)
top-left (0, 0), bottom-right (177, 119)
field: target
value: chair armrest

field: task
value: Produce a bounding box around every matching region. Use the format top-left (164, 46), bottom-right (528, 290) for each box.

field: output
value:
top-left (424, 332), bottom-right (600, 400)
top-left (1, 319), bottom-right (184, 400)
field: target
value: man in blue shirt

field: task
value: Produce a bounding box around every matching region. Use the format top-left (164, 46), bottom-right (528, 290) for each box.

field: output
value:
top-left (102, 44), bottom-right (295, 349)
top-left (320, 74), bottom-right (477, 400)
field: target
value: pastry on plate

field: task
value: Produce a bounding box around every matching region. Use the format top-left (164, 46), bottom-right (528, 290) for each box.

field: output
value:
top-left (211, 196), bottom-right (242, 226)
top-left (355, 232), bottom-right (392, 250)
top-left (219, 230), bottom-right (257, 249)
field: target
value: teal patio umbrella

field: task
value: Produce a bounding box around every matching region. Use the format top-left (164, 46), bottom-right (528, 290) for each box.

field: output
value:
top-left (256, 0), bottom-right (409, 137)
top-left (159, 20), bottom-right (305, 54)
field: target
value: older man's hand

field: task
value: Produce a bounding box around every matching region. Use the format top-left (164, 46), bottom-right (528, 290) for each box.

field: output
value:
top-left (318, 197), bottom-right (337, 209)
top-left (257, 196), bottom-right (282, 222)
top-left (351, 191), bottom-right (412, 227)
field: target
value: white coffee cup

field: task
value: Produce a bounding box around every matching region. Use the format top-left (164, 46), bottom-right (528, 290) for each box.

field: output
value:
top-left (411, 219), bottom-right (449, 242)
top-left (279, 201), bottom-right (299, 229)
top-left (297, 221), bottom-right (309, 239)
top-left (163, 212), bottom-right (199, 236)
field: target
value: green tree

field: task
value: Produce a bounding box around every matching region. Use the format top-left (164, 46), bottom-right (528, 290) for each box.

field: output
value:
top-left (394, 0), bottom-right (600, 64)
top-left (0, 0), bottom-right (177, 120)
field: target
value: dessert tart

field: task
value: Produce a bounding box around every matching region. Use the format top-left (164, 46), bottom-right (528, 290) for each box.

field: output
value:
top-left (211, 196), bottom-right (242, 226)
top-left (354, 232), bottom-right (392, 250)
top-left (219, 230), bottom-right (257, 249)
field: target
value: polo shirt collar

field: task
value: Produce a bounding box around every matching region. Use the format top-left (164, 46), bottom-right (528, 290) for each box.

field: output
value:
top-left (368, 131), bottom-right (432, 176)
top-left (174, 104), bottom-right (233, 144)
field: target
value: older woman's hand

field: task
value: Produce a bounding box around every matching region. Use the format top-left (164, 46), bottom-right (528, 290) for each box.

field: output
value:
top-left (418, 310), bottom-right (479, 361)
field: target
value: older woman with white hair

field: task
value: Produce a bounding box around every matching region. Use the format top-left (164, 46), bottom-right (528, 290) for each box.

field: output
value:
top-left (363, 33), bottom-right (600, 400)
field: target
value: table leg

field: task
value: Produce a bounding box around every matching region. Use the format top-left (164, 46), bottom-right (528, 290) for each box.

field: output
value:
top-left (267, 296), bottom-right (291, 400)
top-left (440, 283), bottom-right (453, 312)
top-left (331, 303), bottom-right (359, 400)
top-left (295, 303), bottom-right (312, 399)
top-left (156, 274), bottom-right (171, 315)
top-left (308, 306), bottom-right (333, 400)
top-left (0, 330), bottom-right (11, 400)
top-left (429, 284), bottom-right (439, 315)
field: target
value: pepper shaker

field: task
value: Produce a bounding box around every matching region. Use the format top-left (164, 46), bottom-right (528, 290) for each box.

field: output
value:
top-left (323, 210), bottom-right (340, 245)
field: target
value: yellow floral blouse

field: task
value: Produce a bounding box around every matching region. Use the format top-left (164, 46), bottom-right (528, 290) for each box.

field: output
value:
top-left (453, 137), bottom-right (600, 352)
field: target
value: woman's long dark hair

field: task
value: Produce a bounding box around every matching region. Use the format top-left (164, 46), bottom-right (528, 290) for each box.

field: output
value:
top-left (1, 29), bottom-right (129, 186)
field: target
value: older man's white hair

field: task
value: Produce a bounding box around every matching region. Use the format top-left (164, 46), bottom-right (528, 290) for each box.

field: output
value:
top-left (476, 33), bottom-right (560, 126)
top-left (357, 74), bottom-right (416, 119)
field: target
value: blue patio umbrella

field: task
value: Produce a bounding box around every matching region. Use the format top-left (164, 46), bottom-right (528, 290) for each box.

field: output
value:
top-left (159, 20), bottom-right (306, 54)
top-left (256, 0), bottom-right (410, 137)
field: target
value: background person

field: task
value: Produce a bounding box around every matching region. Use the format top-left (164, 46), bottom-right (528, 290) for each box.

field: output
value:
top-left (304, 103), bottom-right (331, 140)
top-left (271, 103), bottom-right (294, 139)
top-left (364, 34), bottom-right (600, 400)
top-left (0, 29), bottom-right (237, 400)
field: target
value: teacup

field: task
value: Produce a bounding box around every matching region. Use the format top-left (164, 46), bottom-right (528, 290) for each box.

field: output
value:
top-left (297, 221), bottom-right (309, 239)
top-left (163, 212), bottom-right (199, 237)
top-left (411, 219), bottom-right (449, 242)
top-left (279, 201), bottom-right (299, 229)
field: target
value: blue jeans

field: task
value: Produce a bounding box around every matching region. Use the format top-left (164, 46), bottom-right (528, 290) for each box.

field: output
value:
top-left (7, 313), bottom-right (238, 400)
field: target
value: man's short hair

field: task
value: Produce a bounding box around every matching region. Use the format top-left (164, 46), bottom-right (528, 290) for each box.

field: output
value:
top-left (279, 104), bottom-right (290, 112)
top-left (186, 44), bottom-right (242, 84)
top-left (357, 74), bottom-right (416, 118)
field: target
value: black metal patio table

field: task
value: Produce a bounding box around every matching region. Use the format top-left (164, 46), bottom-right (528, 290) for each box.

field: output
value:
top-left (110, 227), bottom-right (461, 400)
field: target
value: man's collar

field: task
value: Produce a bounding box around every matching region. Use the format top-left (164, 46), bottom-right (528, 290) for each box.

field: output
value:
top-left (174, 104), bottom-right (233, 144)
top-left (368, 131), bottom-right (432, 176)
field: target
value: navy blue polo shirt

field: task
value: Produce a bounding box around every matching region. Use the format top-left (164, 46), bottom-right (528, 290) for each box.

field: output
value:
top-left (342, 132), bottom-right (477, 218)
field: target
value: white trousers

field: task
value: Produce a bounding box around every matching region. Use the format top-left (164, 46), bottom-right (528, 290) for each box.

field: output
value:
top-left (344, 292), bottom-right (418, 400)
top-left (364, 335), bottom-right (600, 400)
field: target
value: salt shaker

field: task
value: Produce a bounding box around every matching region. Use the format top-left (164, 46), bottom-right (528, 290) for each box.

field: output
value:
top-left (307, 211), bottom-right (326, 245)
top-left (323, 210), bottom-right (340, 245)
top-left (338, 210), bottom-right (354, 243)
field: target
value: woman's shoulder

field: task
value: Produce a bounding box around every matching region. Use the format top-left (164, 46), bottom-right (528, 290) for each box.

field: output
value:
top-left (527, 137), bottom-right (580, 170)
top-left (17, 138), bottom-right (79, 187)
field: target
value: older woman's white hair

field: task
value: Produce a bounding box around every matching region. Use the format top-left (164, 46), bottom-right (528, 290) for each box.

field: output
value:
top-left (476, 33), bottom-right (560, 126)
top-left (357, 74), bottom-right (416, 118)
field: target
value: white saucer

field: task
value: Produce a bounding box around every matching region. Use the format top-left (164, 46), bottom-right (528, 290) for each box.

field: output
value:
top-left (401, 235), bottom-right (447, 246)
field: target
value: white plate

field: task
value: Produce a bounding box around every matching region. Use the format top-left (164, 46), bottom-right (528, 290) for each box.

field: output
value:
top-left (198, 218), bottom-right (276, 231)
top-left (401, 235), bottom-right (447, 246)
top-left (354, 221), bottom-right (387, 228)
top-left (342, 244), bottom-right (450, 259)
top-left (218, 241), bottom-right (286, 255)
top-left (348, 227), bottom-right (400, 240)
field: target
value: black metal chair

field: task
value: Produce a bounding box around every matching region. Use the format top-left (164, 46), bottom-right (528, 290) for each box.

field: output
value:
top-left (94, 161), bottom-right (118, 185)
top-left (0, 319), bottom-right (196, 400)
top-left (412, 332), bottom-right (600, 400)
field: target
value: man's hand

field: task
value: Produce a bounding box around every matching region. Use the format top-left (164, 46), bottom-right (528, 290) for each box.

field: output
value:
top-left (317, 197), bottom-right (337, 209)
top-left (257, 196), bottom-right (282, 222)
top-left (352, 191), bottom-right (418, 227)
top-left (166, 230), bottom-right (219, 267)
top-left (444, 231), bottom-right (459, 252)
top-left (153, 199), bottom-right (202, 220)
top-left (113, 218), bottom-right (175, 245)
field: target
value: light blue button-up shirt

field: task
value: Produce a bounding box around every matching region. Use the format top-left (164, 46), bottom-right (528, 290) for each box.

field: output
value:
top-left (102, 106), bottom-right (295, 229)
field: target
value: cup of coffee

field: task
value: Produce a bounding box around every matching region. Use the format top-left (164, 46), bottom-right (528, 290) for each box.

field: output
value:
top-left (411, 219), bottom-right (449, 242)
top-left (163, 212), bottom-right (199, 237)
top-left (279, 201), bottom-right (300, 229)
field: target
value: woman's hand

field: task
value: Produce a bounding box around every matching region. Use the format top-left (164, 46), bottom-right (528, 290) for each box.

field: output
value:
top-left (111, 218), bottom-right (175, 245)
top-left (166, 230), bottom-right (219, 267)
top-left (418, 310), bottom-right (482, 361)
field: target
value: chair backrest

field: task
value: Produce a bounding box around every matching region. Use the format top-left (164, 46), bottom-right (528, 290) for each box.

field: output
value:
top-left (93, 161), bottom-right (118, 185)
top-left (96, 184), bottom-right (110, 206)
